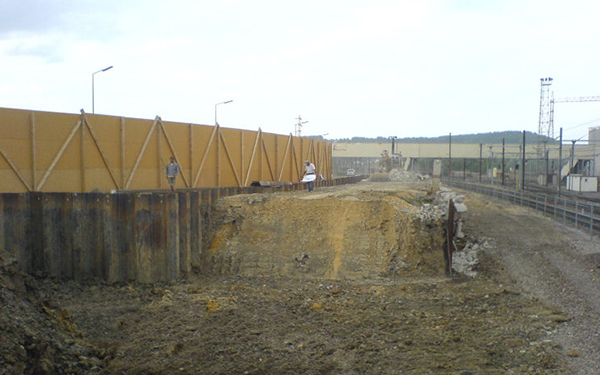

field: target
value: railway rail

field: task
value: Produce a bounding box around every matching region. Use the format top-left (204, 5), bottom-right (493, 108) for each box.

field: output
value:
top-left (443, 178), bottom-right (600, 240)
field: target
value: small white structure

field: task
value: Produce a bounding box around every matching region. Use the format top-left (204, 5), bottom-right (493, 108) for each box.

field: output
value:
top-left (566, 175), bottom-right (598, 192)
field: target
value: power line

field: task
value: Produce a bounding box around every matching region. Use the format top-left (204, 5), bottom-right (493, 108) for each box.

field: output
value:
top-left (562, 118), bottom-right (600, 131)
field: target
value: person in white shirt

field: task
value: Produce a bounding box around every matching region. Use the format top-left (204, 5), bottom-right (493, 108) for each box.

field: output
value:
top-left (303, 160), bottom-right (317, 192)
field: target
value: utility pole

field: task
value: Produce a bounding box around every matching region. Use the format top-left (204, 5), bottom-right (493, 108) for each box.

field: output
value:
top-left (488, 145), bottom-right (493, 184)
top-left (295, 115), bottom-right (308, 137)
top-left (570, 139), bottom-right (576, 191)
top-left (479, 144), bottom-right (482, 183)
top-left (545, 148), bottom-right (549, 187)
top-left (558, 128), bottom-right (563, 196)
top-left (521, 130), bottom-right (526, 191)
top-left (448, 133), bottom-right (452, 181)
top-left (502, 138), bottom-right (505, 186)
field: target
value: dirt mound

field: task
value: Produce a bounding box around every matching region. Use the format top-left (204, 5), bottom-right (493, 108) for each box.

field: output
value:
top-left (203, 183), bottom-right (447, 279)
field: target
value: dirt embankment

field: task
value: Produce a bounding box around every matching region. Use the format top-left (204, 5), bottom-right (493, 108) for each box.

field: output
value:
top-left (203, 184), bottom-right (446, 279)
top-left (1, 179), bottom-right (597, 374)
top-left (0, 257), bottom-right (112, 374)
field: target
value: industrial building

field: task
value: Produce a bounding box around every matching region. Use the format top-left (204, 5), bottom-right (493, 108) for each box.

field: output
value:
top-left (333, 127), bottom-right (600, 192)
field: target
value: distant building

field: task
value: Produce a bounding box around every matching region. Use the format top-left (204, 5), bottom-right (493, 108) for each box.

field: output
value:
top-left (333, 139), bottom-right (597, 185)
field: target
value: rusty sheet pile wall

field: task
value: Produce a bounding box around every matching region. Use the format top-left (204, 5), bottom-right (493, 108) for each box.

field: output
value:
top-left (1, 177), bottom-right (363, 283)
top-left (0, 107), bottom-right (332, 193)
top-left (2, 192), bottom-right (199, 283)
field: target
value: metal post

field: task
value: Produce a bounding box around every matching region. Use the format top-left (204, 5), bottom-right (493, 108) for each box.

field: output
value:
top-left (502, 138), bottom-right (505, 186)
top-left (545, 149), bottom-right (549, 187)
top-left (558, 128), bottom-right (563, 197)
top-left (92, 75), bottom-right (95, 113)
top-left (479, 143), bottom-right (482, 183)
top-left (591, 205), bottom-right (594, 240)
top-left (215, 100), bottom-right (233, 125)
top-left (489, 145), bottom-right (493, 184)
top-left (448, 133), bottom-right (452, 182)
top-left (521, 130), bottom-right (526, 190)
top-left (91, 65), bottom-right (113, 114)
top-left (570, 140), bottom-right (576, 192)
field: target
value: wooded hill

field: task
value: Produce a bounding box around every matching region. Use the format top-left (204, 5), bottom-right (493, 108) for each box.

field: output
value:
top-left (317, 131), bottom-right (557, 144)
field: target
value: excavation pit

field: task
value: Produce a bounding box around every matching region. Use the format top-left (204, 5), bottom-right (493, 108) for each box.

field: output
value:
top-left (1, 180), bottom-right (576, 374)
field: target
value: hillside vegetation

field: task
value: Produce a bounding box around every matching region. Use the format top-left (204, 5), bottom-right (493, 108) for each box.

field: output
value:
top-left (324, 131), bottom-right (556, 144)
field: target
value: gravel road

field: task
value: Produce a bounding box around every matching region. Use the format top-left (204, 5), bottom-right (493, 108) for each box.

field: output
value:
top-left (461, 194), bottom-right (600, 374)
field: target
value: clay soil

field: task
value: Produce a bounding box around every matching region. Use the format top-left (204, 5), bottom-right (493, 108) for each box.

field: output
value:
top-left (1, 180), bottom-right (599, 374)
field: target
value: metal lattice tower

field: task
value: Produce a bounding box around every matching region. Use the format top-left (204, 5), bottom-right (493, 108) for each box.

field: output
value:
top-left (295, 115), bottom-right (308, 137)
top-left (538, 77), bottom-right (554, 138)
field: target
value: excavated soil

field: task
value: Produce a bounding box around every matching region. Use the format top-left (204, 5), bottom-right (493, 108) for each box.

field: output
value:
top-left (204, 185), bottom-right (446, 280)
top-left (1, 179), bottom-right (599, 374)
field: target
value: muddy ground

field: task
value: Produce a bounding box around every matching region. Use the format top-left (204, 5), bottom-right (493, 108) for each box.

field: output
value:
top-left (1, 179), bottom-right (599, 374)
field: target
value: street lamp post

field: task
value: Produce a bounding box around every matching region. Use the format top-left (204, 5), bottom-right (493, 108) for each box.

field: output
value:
top-left (92, 66), bottom-right (113, 114)
top-left (214, 100), bottom-right (233, 125)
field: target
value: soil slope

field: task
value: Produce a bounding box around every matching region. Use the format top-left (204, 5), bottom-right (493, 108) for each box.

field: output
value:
top-left (204, 184), bottom-right (446, 279)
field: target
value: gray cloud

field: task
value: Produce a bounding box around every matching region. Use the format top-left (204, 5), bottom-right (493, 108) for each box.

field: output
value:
top-left (0, 1), bottom-right (132, 38)
top-left (0, 0), bottom-right (132, 62)
top-left (5, 38), bottom-right (65, 63)
top-left (0, 0), bottom-right (69, 36)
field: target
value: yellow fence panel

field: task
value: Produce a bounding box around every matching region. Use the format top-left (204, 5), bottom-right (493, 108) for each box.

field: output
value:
top-left (0, 107), bottom-right (332, 193)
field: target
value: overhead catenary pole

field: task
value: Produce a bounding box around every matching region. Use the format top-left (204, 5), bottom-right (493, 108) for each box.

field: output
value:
top-left (521, 130), bottom-right (526, 191)
top-left (479, 143), bottom-right (482, 182)
top-left (489, 145), bottom-right (493, 184)
top-left (558, 128), bottom-right (563, 196)
top-left (448, 133), bottom-right (452, 181)
top-left (570, 139), bottom-right (576, 191)
top-left (502, 138), bottom-right (505, 186)
top-left (545, 147), bottom-right (549, 187)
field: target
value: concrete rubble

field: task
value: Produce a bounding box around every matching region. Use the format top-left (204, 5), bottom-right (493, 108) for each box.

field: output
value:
top-left (416, 185), bottom-right (468, 222)
top-left (452, 236), bottom-right (494, 277)
top-left (398, 177), bottom-right (491, 278)
top-left (389, 169), bottom-right (430, 183)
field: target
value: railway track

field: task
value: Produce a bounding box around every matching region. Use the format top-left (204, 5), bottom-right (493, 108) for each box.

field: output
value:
top-left (444, 178), bottom-right (600, 239)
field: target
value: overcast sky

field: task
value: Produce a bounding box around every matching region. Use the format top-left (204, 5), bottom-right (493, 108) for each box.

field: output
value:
top-left (1, 0), bottom-right (599, 142)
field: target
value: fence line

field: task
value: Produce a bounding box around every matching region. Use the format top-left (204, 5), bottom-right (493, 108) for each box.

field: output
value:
top-left (0, 107), bottom-right (332, 193)
top-left (444, 179), bottom-right (600, 240)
